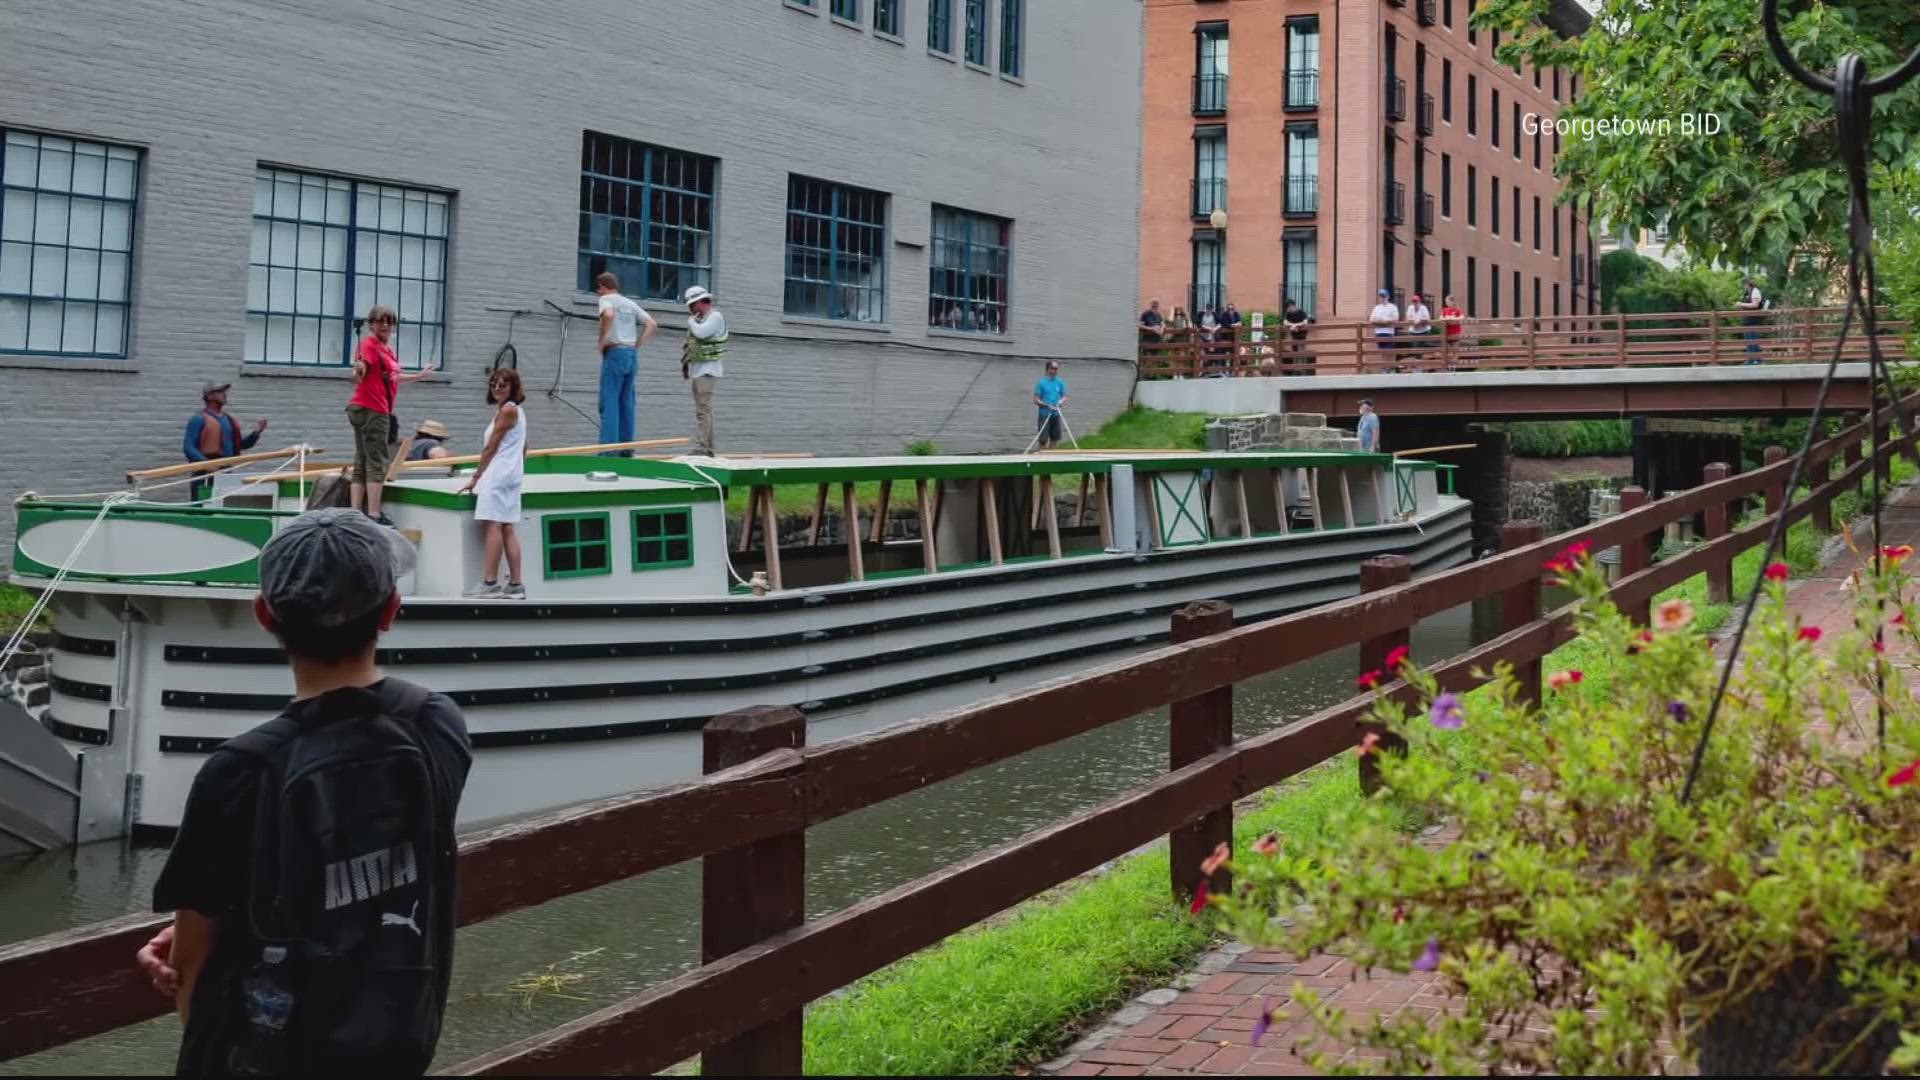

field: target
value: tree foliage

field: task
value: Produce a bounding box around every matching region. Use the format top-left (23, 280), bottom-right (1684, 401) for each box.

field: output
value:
top-left (1476, 0), bottom-right (1920, 280)
top-left (1599, 249), bottom-right (1743, 314)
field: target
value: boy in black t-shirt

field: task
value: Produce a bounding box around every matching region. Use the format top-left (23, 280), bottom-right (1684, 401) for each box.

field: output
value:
top-left (137, 508), bottom-right (471, 1076)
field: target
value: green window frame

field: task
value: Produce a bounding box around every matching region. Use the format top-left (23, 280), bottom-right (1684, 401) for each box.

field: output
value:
top-left (543, 512), bottom-right (612, 579)
top-left (632, 508), bottom-right (695, 571)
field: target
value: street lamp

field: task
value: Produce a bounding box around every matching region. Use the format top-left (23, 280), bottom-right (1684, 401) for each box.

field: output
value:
top-left (1209, 208), bottom-right (1227, 230)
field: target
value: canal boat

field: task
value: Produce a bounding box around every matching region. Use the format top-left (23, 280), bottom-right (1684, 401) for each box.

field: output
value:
top-left (6, 447), bottom-right (1470, 843)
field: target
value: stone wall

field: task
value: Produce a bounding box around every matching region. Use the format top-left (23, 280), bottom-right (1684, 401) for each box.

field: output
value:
top-left (1, 631), bottom-right (51, 721)
top-left (1507, 477), bottom-right (1626, 534)
top-left (1204, 413), bottom-right (1361, 453)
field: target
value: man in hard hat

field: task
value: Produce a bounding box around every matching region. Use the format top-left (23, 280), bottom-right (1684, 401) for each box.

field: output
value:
top-left (680, 285), bottom-right (727, 455)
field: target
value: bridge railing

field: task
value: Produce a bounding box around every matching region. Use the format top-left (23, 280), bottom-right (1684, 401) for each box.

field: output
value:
top-left (1137, 306), bottom-right (1910, 378)
top-left (3, 397), bottom-right (1917, 1074)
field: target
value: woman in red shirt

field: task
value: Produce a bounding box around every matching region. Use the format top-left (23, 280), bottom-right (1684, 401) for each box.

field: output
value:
top-left (347, 304), bottom-right (436, 525)
top-left (1439, 294), bottom-right (1467, 370)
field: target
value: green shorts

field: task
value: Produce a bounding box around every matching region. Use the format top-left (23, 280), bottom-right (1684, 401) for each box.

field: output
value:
top-left (347, 404), bottom-right (395, 482)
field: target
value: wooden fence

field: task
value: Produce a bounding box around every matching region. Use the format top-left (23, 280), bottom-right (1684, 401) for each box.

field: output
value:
top-left (1138, 306), bottom-right (1910, 379)
top-left (3, 395), bottom-right (1916, 1074)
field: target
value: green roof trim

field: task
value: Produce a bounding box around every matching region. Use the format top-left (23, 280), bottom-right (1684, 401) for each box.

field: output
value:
top-left (540, 451), bottom-right (1394, 489)
top-left (380, 483), bottom-right (720, 512)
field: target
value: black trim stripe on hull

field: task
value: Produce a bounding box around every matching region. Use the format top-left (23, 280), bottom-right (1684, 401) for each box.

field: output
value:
top-left (50, 675), bottom-right (110, 702)
top-left (152, 527), bottom-right (1473, 712)
top-left (147, 537), bottom-right (1475, 755)
top-left (56, 634), bottom-right (116, 657)
top-left (45, 713), bottom-right (110, 746)
top-left (164, 512), bottom-right (1475, 667)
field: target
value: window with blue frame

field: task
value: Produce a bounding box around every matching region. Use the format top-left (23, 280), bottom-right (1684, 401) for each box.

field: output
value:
top-left (831, 0), bottom-right (858, 20)
top-left (928, 0), bottom-right (953, 53)
top-left (785, 176), bottom-right (887, 323)
top-left (999, 0), bottom-right (1023, 76)
top-left (578, 132), bottom-right (715, 305)
top-left (1, 129), bottom-right (140, 358)
top-left (247, 167), bottom-right (449, 369)
top-left (928, 206), bottom-right (1010, 334)
top-left (964, 0), bottom-right (989, 65)
top-left (874, 0), bottom-right (901, 36)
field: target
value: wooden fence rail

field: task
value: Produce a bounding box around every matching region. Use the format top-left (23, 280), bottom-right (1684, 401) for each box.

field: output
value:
top-left (1137, 305), bottom-right (1910, 379)
top-left (3, 395), bottom-right (1917, 1072)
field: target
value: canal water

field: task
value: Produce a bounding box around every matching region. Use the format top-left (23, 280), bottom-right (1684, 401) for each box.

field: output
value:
top-left (0, 599), bottom-right (1504, 1074)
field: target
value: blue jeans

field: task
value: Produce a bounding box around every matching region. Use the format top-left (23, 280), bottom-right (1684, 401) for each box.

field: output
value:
top-left (599, 346), bottom-right (637, 453)
top-left (1743, 317), bottom-right (1762, 363)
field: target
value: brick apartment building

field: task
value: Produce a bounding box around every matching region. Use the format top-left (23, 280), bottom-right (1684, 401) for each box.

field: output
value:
top-left (1142, 0), bottom-right (1600, 325)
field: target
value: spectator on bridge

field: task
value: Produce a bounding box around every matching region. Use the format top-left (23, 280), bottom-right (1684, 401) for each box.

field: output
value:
top-left (1369, 290), bottom-right (1400, 363)
top-left (1405, 294), bottom-right (1434, 368)
top-left (1197, 306), bottom-right (1219, 341)
top-left (1138, 299), bottom-right (1166, 341)
top-left (1357, 399), bottom-right (1381, 453)
top-left (1440, 294), bottom-right (1466, 368)
top-left (183, 382), bottom-right (268, 502)
top-left (1168, 306), bottom-right (1191, 338)
top-left (1221, 303), bottom-right (1242, 333)
top-left (1282, 297), bottom-right (1311, 368)
top-left (1736, 277), bottom-right (1768, 363)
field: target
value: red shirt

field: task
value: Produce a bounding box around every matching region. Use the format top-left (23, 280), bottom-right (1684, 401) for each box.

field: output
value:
top-left (1441, 306), bottom-right (1465, 337)
top-left (349, 335), bottom-right (400, 414)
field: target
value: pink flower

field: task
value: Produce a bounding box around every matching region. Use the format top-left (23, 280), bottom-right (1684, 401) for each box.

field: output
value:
top-left (1200, 841), bottom-right (1231, 877)
top-left (1392, 903), bottom-right (1407, 924)
top-left (1252, 833), bottom-right (1282, 857)
top-left (1356, 731), bottom-right (1383, 758)
top-left (1888, 759), bottom-right (1920, 788)
top-left (1385, 645), bottom-right (1412, 671)
top-left (1563, 540), bottom-right (1593, 561)
top-left (1797, 626), bottom-right (1823, 643)
top-left (1357, 670), bottom-right (1383, 690)
top-left (1882, 544), bottom-right (1914, 567)
top-left (1412, 937), bottom-right (1441, 972)
top-left (1895, 613), bottom-right (1908, 627)
top-left (1189, 878), bottom-right (1211, 915)
top-left (1654, 598), bottom-right (1694, 632)
top-left (1873, 639), bottom-right (1888, 654)
top-left (1764, 562), bottom-right (1790, 582)
top-left (1547, 669), bottom-right (1585, 691)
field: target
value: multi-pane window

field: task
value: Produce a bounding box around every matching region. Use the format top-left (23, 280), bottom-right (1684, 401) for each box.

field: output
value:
top-left (248, 168), bottom-right (449, 369)
top-left (874, 0), bottom-right (901, 36)
top-left (928, 0), bottom-right (953, 53)
top-left (544, 513), bottom-right (611, 579)
top-left (1197, 23), bottom-right (1230, 112)
top-left (1441, 153), bottom-right (1452, 216)
top-left (785, 176), bottom-right (887, 323)
top-left (1283, 228), bottom-right (1317, 319)
top-left (632, 508), bottom-right (694, 571)
top-left (1286, 18), bottom-right (1320, 109)
top-left (1000, 0), bottom-right (1023, 76)
top-left (964, 0), bottom-right (989, 65)
top-left (928, 205), bottom-right (1010, 335)
top-left (1194, 129), bottom-right (1227, 217)
top-left (1192, 232), bottom-right (1224, 313)
top-left (578, 133), bottom-right (715, 304)
top-left (1, 130), bottom-right (138, 358)
top-left (831, 0), bottom-right (858, 19)
top-left (1285, 124), bottom-right (1318, 214)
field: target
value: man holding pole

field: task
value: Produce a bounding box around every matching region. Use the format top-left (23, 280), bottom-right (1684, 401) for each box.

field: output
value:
top-left (183, 382), bottom-right (268, 502)
top-left (1033, 361), bottom-right (1069, 451)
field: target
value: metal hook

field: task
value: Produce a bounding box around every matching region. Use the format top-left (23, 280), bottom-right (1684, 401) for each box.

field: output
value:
top-left (1761, 0), bottom-right (1920, 96)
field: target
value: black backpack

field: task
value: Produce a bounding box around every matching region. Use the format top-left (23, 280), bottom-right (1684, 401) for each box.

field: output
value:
top-left (215, 679), bottom-right (450, 1076)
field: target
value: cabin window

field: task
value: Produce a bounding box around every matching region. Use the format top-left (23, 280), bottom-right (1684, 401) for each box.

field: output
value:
top-left (543, 512), bottom-right (612, 579)
top-left (632, 508), bottom-right (694, 571)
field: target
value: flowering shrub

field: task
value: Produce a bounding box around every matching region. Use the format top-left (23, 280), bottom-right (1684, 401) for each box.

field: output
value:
top-left (1207, 539), bottom-right (1920, 1075)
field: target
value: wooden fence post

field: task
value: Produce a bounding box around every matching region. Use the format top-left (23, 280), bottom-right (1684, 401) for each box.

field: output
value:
top-left (1763, 446), bottom-right (1787, 517)
top-left (1845, 414), bottom-right (1865, 496)
top-left (1357, 555), bottom-right (1412, 796)
top-left (1169, 600), bottom-right (1235, 905)
top-left (1499, 522), bottom-right (1544, 709)
top-left (1702, 462), bottom-right (1732, 604)
top-left (1809, 447), bottom-right (1834, 533)
top-left (1617, 486), bottom-right (1651, 625)
top-left (702, 707), bottom-right (806, 1076)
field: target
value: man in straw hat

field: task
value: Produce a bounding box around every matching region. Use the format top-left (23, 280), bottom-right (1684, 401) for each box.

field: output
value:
top-left (680, 285), bottom-right (728, 456)
top-left (406, 420), bottom-right (453, 463)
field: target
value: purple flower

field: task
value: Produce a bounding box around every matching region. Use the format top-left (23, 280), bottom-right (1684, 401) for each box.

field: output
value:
top-left (1667, 701), bottom-right (1690, 723)
top-left (1412, 937), bottom-right (1441, 972)
top-left (1249, 996), bottom-right (1275, 1045)
top-left (1429, 692), bottom-right (1464, 730)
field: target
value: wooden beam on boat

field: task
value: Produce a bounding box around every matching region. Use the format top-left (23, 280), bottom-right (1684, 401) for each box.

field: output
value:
top-left (1074, 474), bottom-right (1090, 527)
top-left (806, 484), bottom-right (828, 546)
top-left (127, 444), bottom-right (325, 483)
top-left (1271, 469), bottom-right (1291, 536)
top-left (1142, 475), bottom-right (1163, 550)
top-left (1233, 471), bottom-right (1253, 540)
top-left (915, 479), bottom-right (938, 574)
top-left (1391, 443), bottom-right (1478, 457)
top-left (1036, 448), bottom-right (1202, 454)
top-left (717, 452), bottom-right (816, 459)
top-left (759, 486), bottom-right (784, 591)
top-left (841, 483), bottom-right (864, 582)
top-left (1030, 477), bottom-right (1042, 532)
top-left (1039, 475), bottom-right (1062, 559)
top-left (871, 481), bottom-right (892, 544)
top-left (1338, 470), bottom-right (1356, 530)
top-left (1306, 469), bottom-right (1324, 531)
top-left (738, 487), bottom-right (761, 554)
top-left (982, 480), bottom-right (1004, 565)
top-left (1095, 475), bottom-right (1113, 549)
top-left (394, 436), bottom-right (690, 471)
top-left (385, 438), bottom-right (414, 482)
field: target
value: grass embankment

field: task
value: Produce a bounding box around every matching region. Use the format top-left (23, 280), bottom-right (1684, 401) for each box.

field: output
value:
top-left (0, 583), bottom-right (42, 636)
top-left (794, 458), bottom-right (1915, 1075)
top-left (1487, 420), bottom-right (1633, 458)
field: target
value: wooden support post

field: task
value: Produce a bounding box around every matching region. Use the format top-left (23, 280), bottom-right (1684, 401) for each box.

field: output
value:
top-left (982, 479), bottom-right (1005, 565)
top-left (1095, 475), bottom-right (1113, 549)
top-left (1845, 417), bottom-right (1864, 497)
top-left (1618, 485), bottom-right (1650, 626)
top-left (806, 484), bottom-right (828, 546)
top-left (701, 706), bottom-right (806, 1077)
top-left (1809, 448), bottom-right (1835, 533)
top-left (1075, 474), bottom-right (1091, 527)
top-left (1039, 474), bottom-right (1063, 558)
top-left (1338, 469), bottom-right (1356, 529)
top-left (1233, 470), bottom-right (1253, 539)
top-left (1762, 445), bottom-right (1787, 517)
top-left (870, 480), bottom-right (892, 544)
top-left (841, 482), bottom-right (864, 582)
top-left (1169, 600), bottom-right (1234, 906)
top-left (1372, 468), bottom-right (1388, 525)
top-left (915, 478), bottom-right (938, 573)
top-left (1031, 476), bottom-right (1042, 531)
top-left (1702, 462), bottom-right (1732, 603)
top-left (737, 486), bottom-right (761, 553)
top-left (1142, 475), bottom-right (1163, 549)
top-left (1271, 469), bottom-right (1291, 535)
top-left (1357, 555), bottom-right (1412, 797)
top-left (1500, 522), bottom-right (1545, 709)
top-left (760, 486), bottom-right (784, 591)
top-left (1306, 468), bottom-right (1324, 531)
top-left (1708, 309), bottom-right (1720, 364)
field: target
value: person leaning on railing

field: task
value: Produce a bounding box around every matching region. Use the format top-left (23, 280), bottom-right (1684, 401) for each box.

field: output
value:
top-left (1440, 295), bottom-right (1466, 369)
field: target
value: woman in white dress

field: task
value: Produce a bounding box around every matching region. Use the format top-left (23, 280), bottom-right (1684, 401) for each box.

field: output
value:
top-left (458, 368), bottom-right (528, 598)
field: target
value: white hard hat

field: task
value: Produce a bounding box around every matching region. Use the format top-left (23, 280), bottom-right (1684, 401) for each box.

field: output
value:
top-left (682, 285), bottom-right (714, 308)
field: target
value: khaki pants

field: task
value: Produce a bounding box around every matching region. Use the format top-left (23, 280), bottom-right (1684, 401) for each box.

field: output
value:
top-left (691, 376), bottom-right (718, 454)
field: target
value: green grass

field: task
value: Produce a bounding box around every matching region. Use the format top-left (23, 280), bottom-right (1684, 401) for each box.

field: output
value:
top-left (1073, 406), bottom-right (1209, 452)
top-left (0, 583), bottom-right (42, 635)
top-left (1487, 420), bottom-right (1633, 458)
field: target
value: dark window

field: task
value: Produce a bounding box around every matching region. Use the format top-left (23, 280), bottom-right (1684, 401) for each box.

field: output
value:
top-left (1467, 0), bottom-right (1477, 44)
top-left (784, 175), bottom-right (888, 323)
top-left (1534, 66), bottom-right (1542, 90)
top-left (1553, 203), bottom-right (1561, 255)
top-left (874, 0), bottom-right (901, 36)
top-left (1492, 88), bottom-right (1501, 147)
top-left (1441, 153), bottom-right (1452, 216)
top-left (1467, 164), bottom-right (1477, 225)
top-left (1466, 255), bottom-right (1477, 314)
top-left (1553, 67), bottom-right (1562, 101)
top-left (1192, 230), bottom-right (1225, 311)
top-left (929, 205), bottom-right (1010, 334)
top-left (1533, 127), bottom-right (1542, 169)
top-left (1442, 59), bottom-right (1453, 122)
top-left (1512, 269), bottom-right (1521, 318)
top-left (1413, 245), bottom-right (1425, 296)
top-left (1441, 248), bottom-right (1451, 302)
top-left (1193, 128), bottom-right (1227, 217)
top-left (578, 133), bottom-right (715, 306)
top-left (964, 0), bottom-right (989, 64)
top-left (1381, 233), bottom-right (1395, 292)
top-left (544, 513), bottom-right (612, 579)
top-left (1553, 129), bottom-right (1561, 157)
top-left (1533, 276), bottom-right (1541, 319)
top-left (1000, 0), bottom-right (1023, 75)
top-left (1468, 75), bottom-right (1478, 135)
top-left (1283, 227), bottom-right (1317, 319)
top-left (1491, 175), bottom-right (1500, 235)
top-left (831, 0), bottom-right (858, 19)
top-left (928, 0), bottom-right (953, 52)
top-left (4, 129), bottom-right (140, 359)
top-left (1553, 282), bottom-right (1561, 315)
top-left (1533, 195), bottom-right (1541, 250)
top-left (1444, 0), bottom-right (1453, 27)
top-left (1490, 261), bottom-right (1499, 317)
top-left (632, 509), bottom-right (694, 571)
top-left (1512, 102), bottom-right (1522, 159)
top-left (1512, 183), bottom-right (1520, 241)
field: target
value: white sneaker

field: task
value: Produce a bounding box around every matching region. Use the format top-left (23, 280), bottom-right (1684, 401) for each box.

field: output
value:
top-left (463, 581), bottom-right (503, 599)
top-left (502, 582), bottom-right (527, 600)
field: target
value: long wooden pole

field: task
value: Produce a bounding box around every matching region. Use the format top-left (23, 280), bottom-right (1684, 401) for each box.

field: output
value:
top-left (128, 443), bottom-right (325, 483)
top-left (1233, 471), bottom-right (1252, 539)
top-left (1271, 469), bottom-right (1290, 536)
top-left (1095, 475), bottom-right (1112, 549)
top-left (915, 479), bottom-right (938, 574)
top-left (1039, 475), bottom-right (1062, 558)
top-left (870, 481), bottom-right (892, 544)
top-left (841, 483), bottom-right (864, 582)
top-left (982, 480), bottom-right (1004, 565)
top-left (759, 486), bottom-right (784, 591)
top-left (806, 484), bottom-right (828, 546)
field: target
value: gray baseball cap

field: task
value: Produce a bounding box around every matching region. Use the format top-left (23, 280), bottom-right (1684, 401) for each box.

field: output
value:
top-left (259, 509), bottom-right (416, 627)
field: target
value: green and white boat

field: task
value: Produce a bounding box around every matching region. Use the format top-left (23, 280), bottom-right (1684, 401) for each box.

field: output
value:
top-left (5, 447), bottom-right (1469, 846)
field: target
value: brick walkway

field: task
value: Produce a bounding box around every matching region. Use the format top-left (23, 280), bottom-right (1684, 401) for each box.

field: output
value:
top-left (1039, 485), bottom-right (1920, 1077)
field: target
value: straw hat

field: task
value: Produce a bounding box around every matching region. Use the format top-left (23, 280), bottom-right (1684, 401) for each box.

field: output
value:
top-left (415, 419), bottom-right (450, 439)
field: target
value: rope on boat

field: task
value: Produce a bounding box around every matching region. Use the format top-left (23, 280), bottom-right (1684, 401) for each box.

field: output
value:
top-left (0, 492), bottom-right (136, 676)
top-left (680, 459), bottom-right (755, 589)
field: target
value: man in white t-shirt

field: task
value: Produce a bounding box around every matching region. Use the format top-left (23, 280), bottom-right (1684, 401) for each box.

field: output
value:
top-left (594, 271), bottom-right (657, 456)
top-left (680, 285), bottom-right (728, 455)
top-left (1736, 276), bottom-right (1767, 364)
top-left (1404, 293), bottom-right (1433, 367)
top-left (1369, 289), bottom-right (1401, 365)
